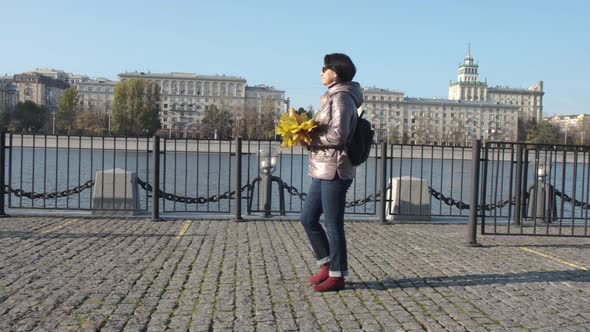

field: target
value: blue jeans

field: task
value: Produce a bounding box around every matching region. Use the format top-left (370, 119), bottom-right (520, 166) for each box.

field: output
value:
top-left (301, 176), bottom-right (353, 277)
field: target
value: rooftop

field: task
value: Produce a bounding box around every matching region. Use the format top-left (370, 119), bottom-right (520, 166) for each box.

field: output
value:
top-left (405, 97), bottom-right (519, 108)
top-left (362, 86), bottom-right (404, 94)
top-left (119, 71), bottom-right (246, 82)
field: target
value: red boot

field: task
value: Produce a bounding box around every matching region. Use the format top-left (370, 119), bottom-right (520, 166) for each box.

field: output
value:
top-left (308, 264), bottom-right (329, 285)
top-left (313, 277), bottom-right (345, 292)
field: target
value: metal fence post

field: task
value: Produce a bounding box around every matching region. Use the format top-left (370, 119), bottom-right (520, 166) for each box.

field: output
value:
top-left (380, 142), bottom-right (387, 224)
top-left (520, 147), bottom-right (530, 225)
top-left (467, 139), bottom-right (482, 246)
top-left (152, 135), bottom-right (161, 221)
top-left (0, 131), bottom-right (6, 217)
top-left (479, 142), bottom-right (489, 234)
top-left (514, 143), bottom-right (523, 225)
top-left (234, 137), bottom-right (243, 222)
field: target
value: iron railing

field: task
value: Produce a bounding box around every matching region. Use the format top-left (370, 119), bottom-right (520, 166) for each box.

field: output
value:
top-left (2, 132), bottom-right (590, 235)
top-left (479, 141), bottom-right (590, 237)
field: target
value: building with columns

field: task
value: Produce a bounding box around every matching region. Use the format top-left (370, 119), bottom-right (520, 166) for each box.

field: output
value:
top-left (448, 47), bottom-right (544, 123)
top-left (363, 87), bottom-right (518, 145)
top-left (118, 71), bottom-right (247, 130)
top-left (363, 48), bottom-right (541, 145)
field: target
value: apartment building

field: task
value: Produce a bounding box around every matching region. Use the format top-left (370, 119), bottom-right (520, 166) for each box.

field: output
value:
top-left (75, 78), bottom-right (117, 113)
top-left (448, 47), bottom-right (544, 122)
top-left (363, 48), bottom-right (541, 145)
top-left (0, 77), bottom-right (18, 111)
top-left (13, 72), bottom-right (69, 113)
top-left (245, 84), bottom-right (286, 117)
top-left (118, 71), bottom-right (247, 130)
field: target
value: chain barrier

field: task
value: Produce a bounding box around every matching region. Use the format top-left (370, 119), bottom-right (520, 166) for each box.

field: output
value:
top-left (555, 189), bottom-right (590, 210)
top-left (279, 181), bottom-right (515, 211)
top-left (2, 178), bottom-right (587, 212)
top-left (136, 177), bottom-right (251, 204)
top-left (427, 187), bottom-right (515, 211)
top-left (2, 180), bottom-right (95, 200)
top-left (281, 181), bottom-right (307, 201)
top-left (280, 180), bottom-right (388, 207)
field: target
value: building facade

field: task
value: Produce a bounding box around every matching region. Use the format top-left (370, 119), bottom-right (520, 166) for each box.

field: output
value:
top-left (0, 77), bottom-right (18, 112)
top-left (362, 86), bottom-right (518, 145)
top-left (245, 84), bottom-right (286, 118)
top-left (75, 78), bottom-right (117, 113)
top-left (362, 48), bottom-right (541, 145)
top-left (13, 72), bottom-right (69, 113)
top-left (118, 72), bottom-right (247, 130)
top-left (448, 47), bottom-right (544, 123)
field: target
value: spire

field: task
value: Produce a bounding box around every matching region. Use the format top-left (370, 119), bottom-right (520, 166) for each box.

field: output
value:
top-left (457, 44), bottom-right (478, 83)
top-left (463, 43), bottom-right (474, 66)
top-left (465, 42), bottom-right (473, 62)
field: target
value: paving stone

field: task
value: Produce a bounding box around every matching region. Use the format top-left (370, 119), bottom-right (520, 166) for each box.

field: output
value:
top-left (1, 217), bottom-right (590, 331)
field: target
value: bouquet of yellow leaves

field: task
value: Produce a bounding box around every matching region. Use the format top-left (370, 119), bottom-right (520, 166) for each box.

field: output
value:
top-left (275, 108), bottom-right (317, 148)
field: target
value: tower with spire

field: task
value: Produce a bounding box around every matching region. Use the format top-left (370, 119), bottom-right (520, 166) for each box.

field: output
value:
top-left (457, 44), bottom-right (479, 82)
top-left (448, 44), bottom-right (488, 101)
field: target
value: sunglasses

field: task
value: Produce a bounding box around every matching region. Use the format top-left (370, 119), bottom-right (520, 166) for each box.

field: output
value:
top-left (321, 66), bottom-right (330, 73)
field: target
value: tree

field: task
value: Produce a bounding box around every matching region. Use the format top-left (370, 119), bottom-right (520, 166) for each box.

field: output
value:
top-left (296, 106), bottom-right (314, 120)
top-left (243, 104), bottom-right (259, 139)
top-left (526, 120), bottom-right (560, 144)
top-left (0, 105), bottom-right (10, 131)
top-left (574, 126), bottom-right (590, 145)
top-left (447, 119), bottom-right (466, 146)
top-left (387, 126), bottom-right (400, 144)
top-left (56, 87), bottom-right (80, 135)
top-left (518, 117), bottom-right (536, 142)
top-left (259, 97), bottom-right (277, 139)
top-left (201, 104), bottom-right (233, 139)
top-left (11, 101), bottom-right (48, 133)
top-left (75, 111), bottom-right (108, 136)
top-left (112, 79), bottom-right (161, 136)
top-left (414, 117), bottom-right (434, 144)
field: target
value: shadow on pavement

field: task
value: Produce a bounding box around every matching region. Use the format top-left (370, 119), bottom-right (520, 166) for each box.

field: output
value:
top-left (0, 231), bottom-right (208, 239)
top-left (348, 269), bottom-right (590, 289)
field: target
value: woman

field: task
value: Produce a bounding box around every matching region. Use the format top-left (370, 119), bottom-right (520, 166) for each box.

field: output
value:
top-left (301, 53), bottom-right (363, 292)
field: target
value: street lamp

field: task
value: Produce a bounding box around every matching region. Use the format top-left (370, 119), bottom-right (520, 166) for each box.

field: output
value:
top-left (235, 115), bottom-right (243, 138)
top-left (246, 147), bottom-right (286, 218)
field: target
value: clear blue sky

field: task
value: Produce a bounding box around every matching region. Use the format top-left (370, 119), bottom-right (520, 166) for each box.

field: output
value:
top-left (1, 0), bottom-right (588, 116)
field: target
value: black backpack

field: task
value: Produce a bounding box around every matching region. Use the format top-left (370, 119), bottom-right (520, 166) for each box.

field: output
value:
top-left (347, 110), bottom-right (373, 166)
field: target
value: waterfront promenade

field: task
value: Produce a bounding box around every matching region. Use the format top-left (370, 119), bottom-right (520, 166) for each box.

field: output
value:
top-left (1, 217), bottom-right (589, 331)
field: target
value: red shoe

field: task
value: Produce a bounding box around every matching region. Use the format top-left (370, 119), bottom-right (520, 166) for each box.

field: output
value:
top-left (308, 264), bottom-right (329, 285)
top-left (313, 277), bottom-right (345, 292)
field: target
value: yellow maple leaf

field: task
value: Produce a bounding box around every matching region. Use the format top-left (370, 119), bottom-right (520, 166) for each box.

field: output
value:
top-left (275, 108), bottom-right (317, 148)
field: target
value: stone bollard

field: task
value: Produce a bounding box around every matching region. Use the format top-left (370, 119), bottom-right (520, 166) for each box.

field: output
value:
top-left (92, 168), bottom-right (138, 215)
top-left (386, 176), bottom-right (431, 221)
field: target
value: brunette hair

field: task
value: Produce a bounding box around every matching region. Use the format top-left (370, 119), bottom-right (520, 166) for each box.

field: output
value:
top-left (324, 53), bottom-right (356, 82)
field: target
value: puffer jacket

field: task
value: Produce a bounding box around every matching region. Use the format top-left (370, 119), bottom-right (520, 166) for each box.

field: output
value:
top-left (308, 81), bottom-right (363, 180)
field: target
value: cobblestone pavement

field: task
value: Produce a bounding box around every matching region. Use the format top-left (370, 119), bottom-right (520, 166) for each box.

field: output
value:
top-left (1, 217), bottom-right (589, 331)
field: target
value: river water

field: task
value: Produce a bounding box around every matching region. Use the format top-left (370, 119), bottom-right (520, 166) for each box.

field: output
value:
top-left (4, 140), bottom-right (590, 218)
